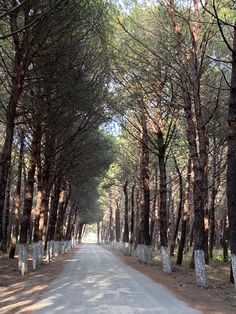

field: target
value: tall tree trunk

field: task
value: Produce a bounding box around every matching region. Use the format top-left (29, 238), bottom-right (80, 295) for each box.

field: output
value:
top-left (109, 202), bottom-right (114, 242)
top-left (134, 189), bottom-right (140, 248)
top-left (227, 22), bottom-right (236, 286)
top-left (139, 114), bottom-right (150, 246)
top-left (130, 185), bottom-right (135, 244)
top-left (1, 167), bottom-right (12, 253)
top-left (77, 222), bottom-right (84, 243)
top-left (33, 128), bottom-right (42, 244)
top-left (9, 131), bottom-right (25, 258)
top-left (158, 139), bottom-right (171, 273)
top-left (176, 158), bottom-right (191, 265)
top-left (19, 124), bottom-right (40, 273)
top-left (170, 157), bottom-right (183, 256)
top-left (123, 180), bottom-right (129, 243)
top-left (222, 211), bottom-right (229, 262)
top-left (97, 221), bottom-right (100, 243)
top-left (150, 165), bottom-right (158, 245)
top-left (45, 177), bottom-right (61, 261)
top-left (209, 136), bottom-right (218, 259)
top-left (0, 94), bottom-right (21, 244)
top-left (65, 202), bottom-right (77, 241)
top-left (54, 180), bottom-right (67, 254)
top-left (39, 135), bottom-right (54, 247)
top-left (47, 177), bottom-right (62, 243)
top-left (115, 199), bottom-right (121, 242)
top-left (32, 123), bottom-right (42, 268)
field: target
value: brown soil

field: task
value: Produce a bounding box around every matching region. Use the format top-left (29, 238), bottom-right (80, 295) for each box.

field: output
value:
top-left (106, 246), bottom-right (236, 314)
top-left (0, 245), bottom-right (79, 314)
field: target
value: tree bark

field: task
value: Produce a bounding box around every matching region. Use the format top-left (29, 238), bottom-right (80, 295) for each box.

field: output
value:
top-left (47, 177), bottom-right (62, 242)
top-left (150, 165), bottom-right (158, 245)
top-left (209, 136), bottom-right (220, 259)
top-left (0, 92), bottom-right (22, 244)
top-left (176, 158), bottom-right (191, 265)
top-left (170, 158), bottom-right (183, 256)
top-left (1, 166), bottom-right (12, 253)
top-left (139, 114), bottom-right (150, 245)
top-left (115, 199), bottom-right (121, 242)
top-left (19, 125), bottom-right (40, 245)
top-left (33, 124), bottom-right (42, 244)
top-left (55, 181), bottom-right (67, 241)
top-left (39, 148), bottom-right (52, 245)
top-left (130, 185), bottom-right (135, 244)
top-left (123, 180), bottom-right (129, 243)
top-left (227, 22), bottom-right (236, 286)
top-left (97, 221), bottom-right (100, 243)
top-left (9, 131), bottom-right (24, 258)
top-left (109, 201), bottom-right (114, 242)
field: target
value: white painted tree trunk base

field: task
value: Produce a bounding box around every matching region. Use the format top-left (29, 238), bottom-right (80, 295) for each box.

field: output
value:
top-left (137, 244), bottom-right (152, 264)
top-left (231, 254), bottom-right (236, 288)
top-left (33, 242), bottom-right (38, 270)
top-left (54, 241), bottom-right (60, 256)
top-left (18, 244), bottom-right (28, 275)
top-left (122, 242), bottom-right (132, 256)
top-left (38, 241), bottom-right (44, 265)
top-left (61, 241), bottom-right (65, 254)
top-left (161, 246), bottom-right (172, 273)
top-left (194, 249), bottom-right (208, 288)
top-left (64, 241), bottom-right (68, 253)
top-left (47, 240), bottom-right (54, 262)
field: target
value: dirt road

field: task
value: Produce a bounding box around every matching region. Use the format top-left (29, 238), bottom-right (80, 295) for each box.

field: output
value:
top-left (32, 244), bottom-right (200, 313)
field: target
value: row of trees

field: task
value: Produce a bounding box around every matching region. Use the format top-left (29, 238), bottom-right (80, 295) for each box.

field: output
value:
top-left (101, 0), bottom-right (236, 288)
top-left (0, 0), bottom-right (114, 273)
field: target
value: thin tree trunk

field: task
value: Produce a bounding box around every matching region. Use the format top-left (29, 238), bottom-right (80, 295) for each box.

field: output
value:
top-left (9, 131), bottom-right (24, 258)
top-left (115, 199), bottom-right (121, 242)
top-left (47, 177), bottom-right (62, 243)
top-left (139, 114), bottom-right (150, 246)
top-left (222, 209), bottom-right (229, 262)
top-left (123, 180), bottom-right (129, 243)
top-left (209, 136), bottom-right (218, 259)
top-left (170, 157), bottom-right (183, 256)
top-left (19, 124), bottom-right (40, 273)
top-left (130, 185), bottom-right (135, 244)
top-left (134, 189), bottom-right (140, 248)
top-left (109, 201), bottom-right (114, 242)
top-left (97, 221), bottom-right (100, 243)
top-left (39, 135), bottom-right (54, 248)
top-left (227, 22), bottom-right (236, 286)
top-left (1, 167), bottom-right (12, 253)
top-left (65, 202), bottom-right (77, 241)
top-left (176, 158), bottom-right (191, 265)
top-left (158, 144), bottom-right (171, 273)
top-left (150, 165), bottom-right (158, 245)
top-left (54, 180), bottom-right (67, 255)
top-left (77, 223), bottom-right (84, 243)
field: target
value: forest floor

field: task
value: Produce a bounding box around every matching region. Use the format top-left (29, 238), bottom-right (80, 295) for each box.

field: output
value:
top-left (105, 245), bottom-right (236, 314)
top-left (0, 245), bottom-right (79, 313)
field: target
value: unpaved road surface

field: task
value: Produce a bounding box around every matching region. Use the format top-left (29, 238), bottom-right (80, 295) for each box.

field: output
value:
top-left (33, 244), bottom-right (201, 313)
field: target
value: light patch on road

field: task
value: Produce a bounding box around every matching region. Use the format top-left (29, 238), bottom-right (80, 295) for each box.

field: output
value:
top-left (33, 244), bottom-right (202, 314)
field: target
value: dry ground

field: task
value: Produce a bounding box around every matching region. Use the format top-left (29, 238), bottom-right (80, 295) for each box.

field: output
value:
top-left (1, 244), bottom-right (236, 314)
top-left (105, 246), bottom-right (236, 314)
top-left (0, 246), bottom-right (79, 314)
